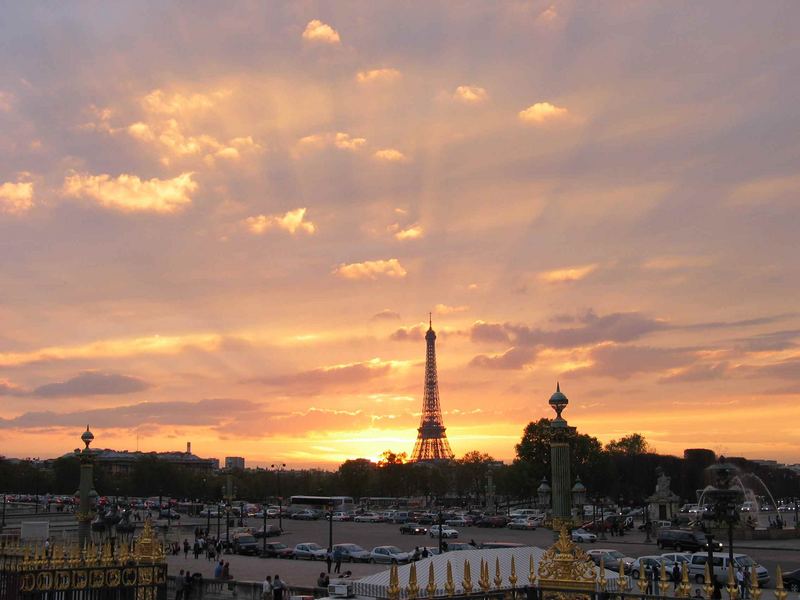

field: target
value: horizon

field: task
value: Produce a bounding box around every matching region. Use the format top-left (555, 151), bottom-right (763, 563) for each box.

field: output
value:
top-left (2, 3), bottom-right (799, 465)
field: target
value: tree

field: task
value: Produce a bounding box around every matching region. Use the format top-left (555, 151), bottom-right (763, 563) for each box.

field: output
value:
top-left (605, 433), bottom-right (651, 455)
top-left (337, 459), bottom-right (376, 500)
top-left (456, 451), bottom-right (494, 505)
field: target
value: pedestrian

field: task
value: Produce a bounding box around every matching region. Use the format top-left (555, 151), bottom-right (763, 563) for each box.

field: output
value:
top-left (222, 561), bottom-right (231, 580)
top-left (736, 568), bottom-right (745, 599)
top-left (326, 548), bottom-right (332, 574)
top-left (333, 547), bottom-right (342, 574)
top-left (421, 548), bottom-right (429, 558)
top-left (193, 540), bottom-right (200, 559)
top-left (317, 572), bottom-right (329, 588)
top-left (273, 575), bottom-right (284, 600)
top-left (175, 569), bottom-right (185, 600)
top-left (742, 568), bottom-right (751, 600)
top-left (184, 570), bottom-right (193, 600)
top-left (183, 539), bottom-right (190, 559)
top-left (648, 564), bottom-right (658, 595)
top-left (672, 563), bottom-right (681, 592)
top-left (262, 575), bottom-right (272, 600)
top-left (214, 560), bottom-right (223, 579)
top-left (412, 546), bottom-right (420, 561)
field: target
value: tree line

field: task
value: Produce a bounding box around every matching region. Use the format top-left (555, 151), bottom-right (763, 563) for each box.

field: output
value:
top-left (1, 419), bottom-right (797, 506)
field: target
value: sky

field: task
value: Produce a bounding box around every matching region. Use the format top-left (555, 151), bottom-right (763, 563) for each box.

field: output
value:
top-left (1, 2), bottom-right (800, 468)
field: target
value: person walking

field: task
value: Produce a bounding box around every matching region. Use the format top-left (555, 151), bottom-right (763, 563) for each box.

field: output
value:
top-left (672, 563), bottom-right (681, 593)
top-left (325, 548), bottom-right (332, 574)
top-left (262, 575), bottom-right (272, 600)
top-left (183, 539), bottom-right (190, 559)
top-left (742, 567), bottom-right (751, 600)
top-left (192, 540), bottom-right (200, 559)
top-left (333, 547), bottom-right (343, 574)
top-left (272, 575), bottom-right (284, 600)
top-left (175, 569), bottom-right (185, 600)
top-left (736, 568), bottom-right (745, 600)
top-left (222, 561), bottom-right (231, 580)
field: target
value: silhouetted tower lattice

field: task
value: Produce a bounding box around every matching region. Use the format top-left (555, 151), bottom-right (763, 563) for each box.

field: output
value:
top-left (411, 317), bottom-right (454, 462)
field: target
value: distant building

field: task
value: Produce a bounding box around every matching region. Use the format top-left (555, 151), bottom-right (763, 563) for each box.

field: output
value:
top-left (57, 448), bottom-right (217, 477)
top-left (225, 456), bottom-right (245, 470)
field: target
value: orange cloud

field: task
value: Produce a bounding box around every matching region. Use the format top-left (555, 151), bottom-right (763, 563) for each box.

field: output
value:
top-left (393, 224), bottom-right (423, 240)
top-left (244, 208), bottom-right (316, 235)
top-left (302, 19), bottom-right (341, 44)
top-left (538, 264), bottom-right (598, 284)
top-left (334, 258), bottom-right (408, 280)
top-left (0, 181), bottom-right (34, 214)
top-left (374, 148), bottom-right (408, 162)
top-left (63, 171), bottom-right (197, 213)
top-left (453, 85), bottom-right (488, 104)
top-left (293, 132), bottom-right (366, 157)
top-left (356, 68), bottom-right (402, 83)
top-left (435, 304), bottom-right (468, 315)
top-left (519, 101), bottom-right (569, 123)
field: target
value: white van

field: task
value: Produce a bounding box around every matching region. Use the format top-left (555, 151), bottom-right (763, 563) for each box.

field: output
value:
top-left (509, 509), bottom-right (542, 518)
top-left (688, 553), bottom-right (769, 586)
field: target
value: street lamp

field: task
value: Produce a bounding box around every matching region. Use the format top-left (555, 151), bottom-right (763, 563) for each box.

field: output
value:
top-left (571, 476), bottom-right (587, 525)
top-left (271, 463), bottom-right (286, 532)
top-left (327, 499), bottom-right (334, 573)
top-left (537, 477), bottom-right (551, 519)
top-left (704, 461), bottom-right (744, 569)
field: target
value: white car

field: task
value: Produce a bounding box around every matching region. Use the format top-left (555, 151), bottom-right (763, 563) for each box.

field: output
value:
top-left (507, 517), bottom-right (538, 530)
top-left (429, 525), bottom-right (459, 538)
top-left (369, 545), bottom-right (412, 564)
top-left (332, 511), bottom-right (352, 521)
top-left (570, 528), bottom-right (597, 543)
top-left (445, 517), bottom-right (469, 527)
top-left (293, 542), bottom-right (327, 560)
top-left (661, 553), bottom-right (691, 565)
top-left (354, 512), bottom-right (382, 523)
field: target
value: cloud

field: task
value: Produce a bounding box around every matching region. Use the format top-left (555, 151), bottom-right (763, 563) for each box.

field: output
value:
top-left (255, 358), bottom-right (402, 395)
top-left (302, 19), bottom-right (341, 44)
top-left (374, 149), bottom-right (408, 162)
top-left (31, 371), bottom-right (151, 398)
top-left (390, 324), bottom-right (425, 342)
top-left (0, 91), bottom-right (13, 111)
top-left (356, 68), bottom-right (401, 84)
top-left (244, 208), bottom-right (316, 235)
top-left (141, 89), bottom-right (224, 115)
top-left (569, 344), bottom-right (695, 379)
top-left (392, 224), bottom-right (423, 240)
top-left (642, 255), bottom-right (714, 271)
top-left (334, 258), bottom-right (407, 280)
top-left (293, 132), bottom-right (366, 157)
top-left (536, 5), bottom-right (558, 23)
top-left (435, 304), bottom-right (468, 315)
top-left (470, 321), bottom-right (511, 344)
top-left (0, 181), bottom-right (34, 214)
top-left (453, 85), bottom-right (488, 104)
top-left (0, 379), bottom-right (27, 397)
top-left (469, 347), bottom-right (536, 370)
top-left (659, 363), bottom-right (730, 384)
top-left (371, 309), bottom-right (401, 321)
top-left (519, 101), bottom-right (569, 124)
top-left (538, 264), bottom-right (598, 284)
top-left (63, 172), bottom-right (197, 213)
top-left (729, 174), bottom-right (800, 206)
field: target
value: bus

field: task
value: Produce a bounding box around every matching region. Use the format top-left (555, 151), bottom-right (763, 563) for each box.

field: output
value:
top-left (288, 496), bottom-right (355, 515)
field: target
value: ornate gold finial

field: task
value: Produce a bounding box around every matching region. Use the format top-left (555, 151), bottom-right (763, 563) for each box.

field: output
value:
top-left (388, 563), bottom-right (400, 600)
top-left (462, 559), bottom-right (473, 594)
top-left (133, 519), bottom-right (162, 563)
top-left (509, 555), bottom-right (518, 587)
top-left (538, 525), bottom-right (596, 591)
top-left (427, 562), bottom-right (437, 597)
top-left (775, 566), bottom-right (788, 600)
top-left (445, 561), bottom-right (455, 597)
top-left (529, 553), bottom-right (536, 585)
top-left (678, 561), bottom-right (691, 598)
top-left (494, 556), bottom-right (503, 589)
top-left (749, 563), bottom-right (761, 600)
top-left (637, 568), bottom-right (650, 594)
top-left (407, 562), bottom-right (419, 600)
top-left (726, 564), bottom-right (738, 600)
top-left (703, 563), bottom-right (715, 598)
top-left (479, 558), bottom-right (490, 592)
top-left (659, 561), bottom-right (671, 596)
top-left (617, 560), bottom-right (630, 592)
top-left (598, 557), bottom-right (607, 591)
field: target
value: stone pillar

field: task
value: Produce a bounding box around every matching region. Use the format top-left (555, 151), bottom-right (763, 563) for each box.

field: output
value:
top-left (550, 427), bottom-right (572, 522)
top-left (76, 426), bottom-right (96, 548)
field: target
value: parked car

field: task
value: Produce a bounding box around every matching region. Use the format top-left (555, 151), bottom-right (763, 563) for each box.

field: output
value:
top-left (445, 517), bottom-right (470, 527)
top-left (158, 509), bottom-right (180, 520)
top-left (781, 568), bottom-right (800, 592)
top-left (507, 517), bottom-right (538, 530)
top-left (476, 515), bottom-right (508, 528)
top-left (586, 549), bottom-right (634, 573)
top-left (444, 542), bottom-right (474, 551)
top-left (261, 542), bottom-right (294, 559)
top-left (657, 529), bottom-right (722, 552)
top-left (293, 542), bottom-right (327, 560)
top-left (370, 546), bottom-right (412, 564)
top-left (688, 553), bottom-right (769, 586)
top-left (400, 522), bottom-right (428, 535)
top-left (254, 524), bottom-right (281, 538)
top-left (630, 556), bottom-right (675, 579)
top-left (291, 509), bottom-right (320, 520)
top-left (332, 543), bottom-right (371, 563)
top-left (660, 553), bottom-right (691, 565)
top-left (332, 512), bottom-right (352, 521)
top-left (429, 525), bottom-right (459, 539)
top-left (354, 512), bottom-right (382, 523)
top-left (570, 529), bottom-right (597, 543)
top-left (390, 511), bottom-right (414, 524)
top-left (233, 534), bottom-right (260, 556)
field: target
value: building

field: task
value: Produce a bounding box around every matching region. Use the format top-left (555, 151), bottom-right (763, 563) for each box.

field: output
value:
top-left (56, 448), bottom-right (218, 477)
top-left (224, 456), bottom-right (245, 470)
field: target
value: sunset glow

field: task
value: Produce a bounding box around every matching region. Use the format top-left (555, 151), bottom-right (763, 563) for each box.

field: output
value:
top-left (1, 3), bottom-right (799, 467)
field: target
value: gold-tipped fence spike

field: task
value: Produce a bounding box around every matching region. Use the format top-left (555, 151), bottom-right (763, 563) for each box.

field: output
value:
top-left (463, 558), bottom-right (473, 594)
top-left (750, 563), bottom-right (761, 600)
top-left (618, 560), bottom-right (630, 592)
top-left (678, 561), bottom-right (691, 598)
top-left (494, 556), bottom-right (503, 589)
top-left (726, 564), bottom-right (738, 600)
top-left (388, 563), bottom-right (400, 600)
top-left (479, 558), bottom-right (490, 592)
top-left (598, 557), bottom-right (607, 591)
top-left (445, 561), bottom-right (455, 597)
top-left (703, 563), bottom-right (715, 599)
top-left (660, 561), bottom-right (671, 595)
top-left (775, 566), bottom-right (788, 600)
top-left (637, 566), bottom-right (649, 594)
top-left (529, 554), bottom-right (536, 585)
top-left (408, 561), bottom-right (419, 600)
top-left (509, 555), bottom-right (518, 587)
top-left (427, 562), bottom-right (437, 598)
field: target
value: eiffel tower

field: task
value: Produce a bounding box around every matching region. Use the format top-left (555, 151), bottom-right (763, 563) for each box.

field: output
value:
top-left (410, 316), bottom-right (454, 462)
